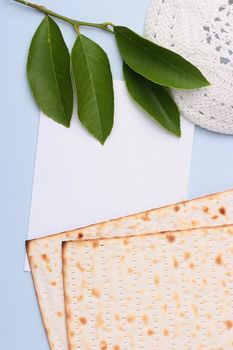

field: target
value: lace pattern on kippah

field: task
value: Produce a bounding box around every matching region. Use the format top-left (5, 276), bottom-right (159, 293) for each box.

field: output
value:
top-left (144, 0), bottom-right (233, 134)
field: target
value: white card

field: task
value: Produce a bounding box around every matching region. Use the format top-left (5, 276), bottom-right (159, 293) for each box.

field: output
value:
top-left (25, 80), bottom-right (194, 270)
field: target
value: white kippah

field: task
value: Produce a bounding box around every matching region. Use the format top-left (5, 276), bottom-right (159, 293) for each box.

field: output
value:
top-left (144, 0), bottom-right (233, 134)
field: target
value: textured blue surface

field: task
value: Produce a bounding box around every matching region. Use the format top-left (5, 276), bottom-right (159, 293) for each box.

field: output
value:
top-left (1, 1), bottom-right (233, 349)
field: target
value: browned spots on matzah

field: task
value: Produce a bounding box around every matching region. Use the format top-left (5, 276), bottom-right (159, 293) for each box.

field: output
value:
top-left (141, 212), bottom-right (151, 221)
top-left (115, 314), bottom-right (120, 321)
top-left (147, 329), bottom-right (154, 336)
top-left (126, 314), bottom-right (135, 323)
top-left (100, 340), bottom-right (108, 350)
top-left (173, 256), bottom-right (179, 268)
top-left (33, 264), bottom-right (38, 269)
top-left (69, 331), bottom-right (75, 338)
top-left (77, 294), bottom-right (83, 302)
top-left (174, 205), bottom-right (180, 212)
top-left (92, 288), bottom-right (101, 298)
top-left (96, 313), bottom-right (104, 328)
top-left (152, 258), bottom-right (159, 265)
top-left (50, 281), bottom-right (57, 287)
top-left (92, 240), bottom-right (99, 249)
top-left (173, 293), bottom-right (180, 302)
top-left (76, 262), bottom-right (85, 271)
top-left (163, 328), bottom-right (169, 336)
top-left (26, 193), bottom-right (233, 350)
top-left (163, 304), bottom-right (168, 312)
top-left (77, 232), bottom-right (84, 239)
top-left (79, 317), bottom-right (87, 325)
top-left (166, 234), bottom-right (176, 243)
top-left (154, 274), bottom-right (160, 285)
top-left (202, 206), bottom-right (209, 213)
top-left (224, 320), bottom-right (233, 329)
top-left (113, 345), bottom-right (120, 350)
top-left (189, 262), bottom-right (195, 269)
top-left (56, 311), bottom-right (63, 317)
top-left (215, 254), bottom-right (223, 265)
top-left (202, 278), bottom-right (207, 285)
top-left (123, 238), bottom-right (129, 245)
top-left (212, 215), bottom-right (218, 220)
top-left (120, 255), bottom-right (125, 262)
top-left (41, 253), bottom-right (50, 264)
top-left (184, 252), bottom-right (191, 260)
top-left (192, 304), bottom-right (199, 317)
top-left (40, 253), bottom-right (52, 272)
top-left (219, 206), bottom-right (226, 215)
top-left (46, 266), bottom-right (52, 273)
top-left (82, 279), bottom-right (89, 289)
top-left (142, 314), bottom-right (148, 325)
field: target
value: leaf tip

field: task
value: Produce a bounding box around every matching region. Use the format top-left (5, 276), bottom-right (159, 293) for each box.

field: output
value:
top-left (64, 122), bottom-right (71, 128)
top-left (98, 137), bottom-right (107, 145)
top-left (169, 127), bottom-right (181, 137)
top-left (198, 75), bottom-right (211, 88)
top-left (174, 124), bottom-right (181, 137)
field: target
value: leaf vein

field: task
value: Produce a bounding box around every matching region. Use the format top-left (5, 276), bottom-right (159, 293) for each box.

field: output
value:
top-left (79, 36), bottom-right (103, 141)
top-left (47, 18), bottom-right (67, 122)
top-left (118, 29), bottom-right (206, 84)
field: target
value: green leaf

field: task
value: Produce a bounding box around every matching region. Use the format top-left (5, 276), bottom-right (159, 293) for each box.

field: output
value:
top-left (27, 16), bottom-right (73, 127)
top-left (71, 34), bottom-right (114, 144)
top-left (114, 26), bottom-right (210, 90)
top-left (123, 63), bottom-right (181, 136)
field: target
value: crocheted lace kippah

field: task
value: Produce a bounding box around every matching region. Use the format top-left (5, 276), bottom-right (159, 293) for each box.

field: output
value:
top-left (144, 0), bottom-right (233, 134)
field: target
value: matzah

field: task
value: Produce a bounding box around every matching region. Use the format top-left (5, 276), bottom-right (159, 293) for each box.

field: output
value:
top-left (63, 225), bottom-right (233, 350)
top-left (27, 189), bottom-right (233, 350)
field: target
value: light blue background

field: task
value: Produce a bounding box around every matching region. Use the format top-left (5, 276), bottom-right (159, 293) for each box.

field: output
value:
top-left (1, 0), bottom-right (233, 349)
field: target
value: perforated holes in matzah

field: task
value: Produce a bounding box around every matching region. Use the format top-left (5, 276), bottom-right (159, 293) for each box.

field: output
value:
top-left (63, 226), bottom-right (233, 350)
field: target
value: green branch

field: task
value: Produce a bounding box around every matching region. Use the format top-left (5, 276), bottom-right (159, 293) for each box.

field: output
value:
top-left (13, 0), bottom-right (115, 33)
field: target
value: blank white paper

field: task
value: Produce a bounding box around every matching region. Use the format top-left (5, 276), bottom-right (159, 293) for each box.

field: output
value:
top-left (25, 80), bottom-right (194, 270)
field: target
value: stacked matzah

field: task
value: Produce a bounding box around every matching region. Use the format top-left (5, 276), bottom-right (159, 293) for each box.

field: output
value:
top-left (63, 226), bottom-right (233, 350)
top-left (27, 189), bottom-right (233, 350)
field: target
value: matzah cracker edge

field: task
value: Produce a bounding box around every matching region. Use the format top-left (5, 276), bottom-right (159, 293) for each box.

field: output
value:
top-left (27, 189), bottom-right (233, 350)
top-left (63, 225), bottom-right (233, 350)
